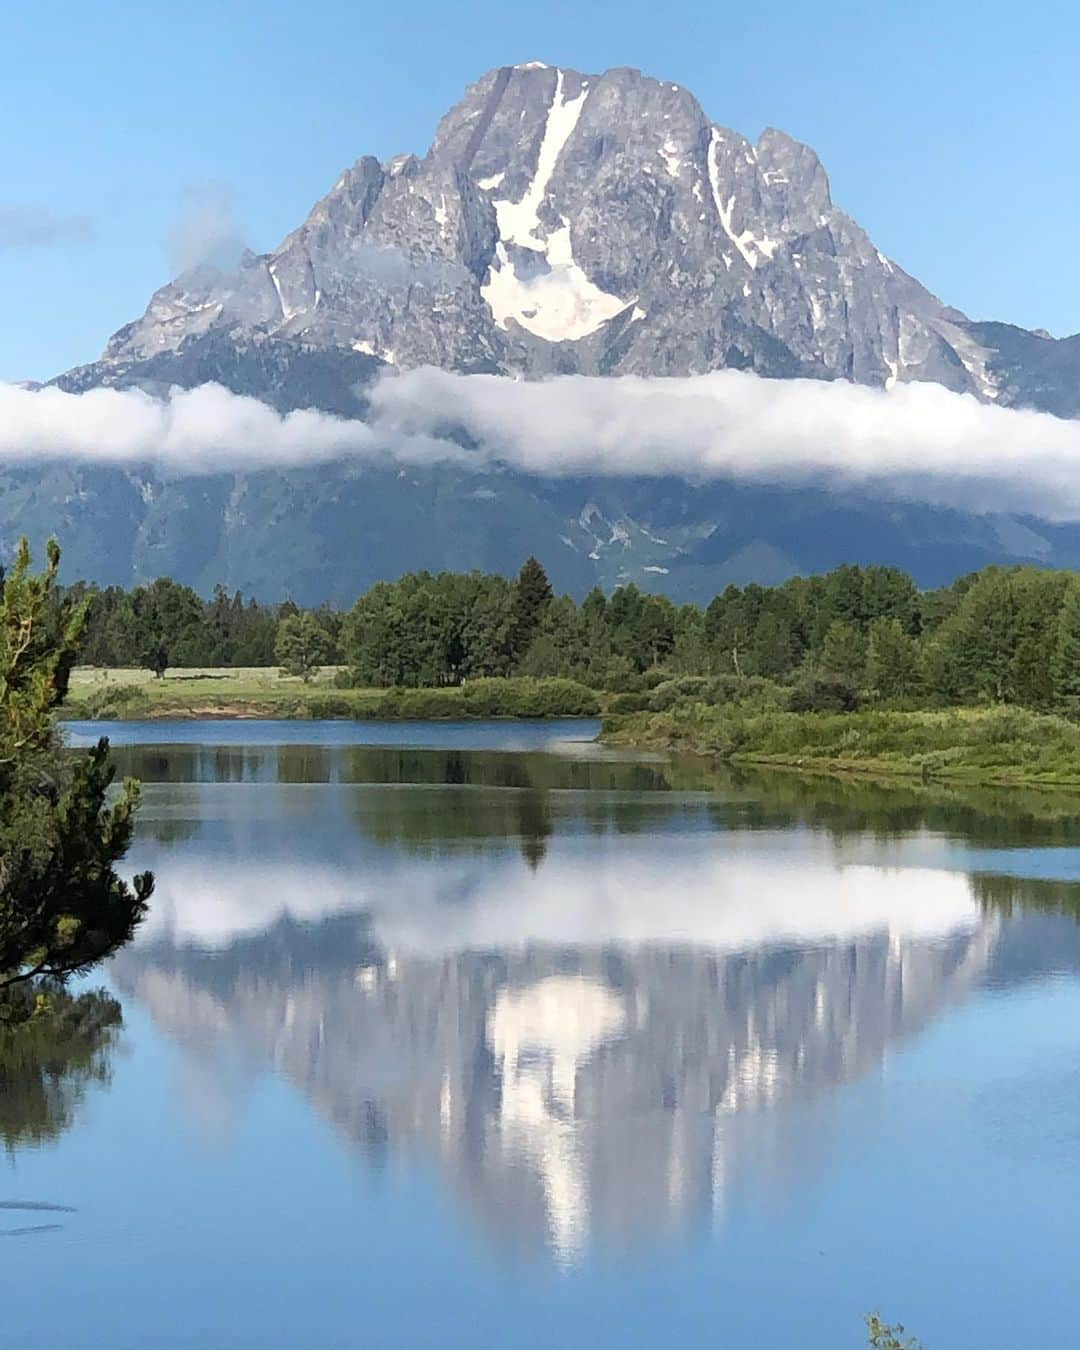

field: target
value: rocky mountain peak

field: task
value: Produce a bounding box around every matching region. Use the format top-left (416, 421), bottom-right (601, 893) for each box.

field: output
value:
top-left (57, 61), bottom-right (1076, 411)
top-left (29, 61), bottom-right (1080, 612)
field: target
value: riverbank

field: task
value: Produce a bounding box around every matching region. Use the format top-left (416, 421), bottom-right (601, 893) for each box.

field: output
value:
top-left (603, 702), bottom-right (1080, 788)
top-left (65, 667), bottom-right (1080, 790)
top-left (62, 668), bottom-right (601, 721)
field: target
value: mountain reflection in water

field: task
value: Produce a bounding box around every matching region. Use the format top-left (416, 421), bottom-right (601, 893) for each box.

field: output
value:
top-left (93, 738), bottom-right (1080, 1264)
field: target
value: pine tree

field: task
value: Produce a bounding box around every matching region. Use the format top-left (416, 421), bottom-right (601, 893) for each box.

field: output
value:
top-left (866, 617), bottom-right (922, 700)
top-left (0, 540), bottom-right (152, 1007)
top-left (275, 612), bottom-right (332, 682)
top-left (752, 611), bottom-right (794, 678)
top-left (509, 557), bottom-right (553, 663)
top-left (1054, 579), bottom-right (1080, 708)
top-left (819, 620), bottom-right (868, 684)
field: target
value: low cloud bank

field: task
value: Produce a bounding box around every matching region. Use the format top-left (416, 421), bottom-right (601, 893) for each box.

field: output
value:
top-left (372, 368), bottom-right (1080, 520)
top-left (4, 366), bottom-right (1080, 520)
top-left (0, 381), bottom-right (456, 472)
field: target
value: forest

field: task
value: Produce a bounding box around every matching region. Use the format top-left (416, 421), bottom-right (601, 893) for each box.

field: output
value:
top-left (64, 556), bottom-right (1080, 713)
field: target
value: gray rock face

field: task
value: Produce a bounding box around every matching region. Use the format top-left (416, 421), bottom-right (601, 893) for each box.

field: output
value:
top-left (60, 62), bottom-right (1069, 406)
top-left (34, 62), bottom-right (1080, 601)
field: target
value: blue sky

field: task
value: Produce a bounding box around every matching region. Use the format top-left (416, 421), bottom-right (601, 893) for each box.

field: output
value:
top-left (2, 0), bottom-right (1077, 380)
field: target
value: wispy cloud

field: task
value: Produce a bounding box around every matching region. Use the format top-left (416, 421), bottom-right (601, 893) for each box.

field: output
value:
top-left (4, 368), bottom-right (1080, 521)
top-left (167, 183), bottom-right (246, 274)
top-left (0, 205), bottom-right (95, 249)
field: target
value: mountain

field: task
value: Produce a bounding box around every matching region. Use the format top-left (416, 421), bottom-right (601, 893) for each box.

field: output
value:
top-left (12, 62), bottom-right (1080, 601)
top-left (60, 63), bottom-right (1058, 398)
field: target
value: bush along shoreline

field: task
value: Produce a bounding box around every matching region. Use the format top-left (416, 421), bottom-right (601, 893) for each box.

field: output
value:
top-left (602, 674), bottom-right (1080, 788)
top-left (62, 675), bottom-right (601, 723)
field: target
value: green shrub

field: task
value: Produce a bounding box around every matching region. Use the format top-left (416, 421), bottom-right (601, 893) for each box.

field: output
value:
top-left (367, 678), bottom-right (599, 720)
top-left (706, 675), bottom-right (788, 709)
top-left (79, 683), bottom-right (148, 719)
top-left (610, 692), bottom-right (654, 714)
top-left (649, 677), bottom-right (711, 711)
top-left (305, 694), bottom-right (354, 719)
top-left (789, 672), bottom-right (861, 713)
top-left (461, 677), bottom-right (599, 718)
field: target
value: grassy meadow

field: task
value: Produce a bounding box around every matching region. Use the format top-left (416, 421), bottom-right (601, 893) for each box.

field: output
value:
top-left (603, 701), bottom-right (1080, 788)
top-left (62, 668), bottom-right (601, 721)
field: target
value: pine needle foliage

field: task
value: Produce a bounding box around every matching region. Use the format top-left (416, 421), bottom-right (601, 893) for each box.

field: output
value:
top-left (0, 539), bottom-right (152, 1007)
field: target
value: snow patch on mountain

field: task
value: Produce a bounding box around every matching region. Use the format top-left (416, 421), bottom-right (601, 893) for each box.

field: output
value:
top-left (482, 235), bottom-right (631, 340)
top-left (707, 129), bottom-right (779, 270)
top-left (658, 138), bottom-right (682, 177)
top-left (481, 68), bottom-right (628, 340)
top-left (492, 68), bottom-right (586, 249)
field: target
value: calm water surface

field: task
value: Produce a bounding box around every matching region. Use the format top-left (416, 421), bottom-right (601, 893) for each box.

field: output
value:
top-left (6, 719), bottom-right (1080, 1348)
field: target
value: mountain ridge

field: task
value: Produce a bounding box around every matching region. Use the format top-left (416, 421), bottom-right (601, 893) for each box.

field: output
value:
top-left (11, 61), bottom-right (1080, 603)
top-left (60, 61), bottom-right (1039, 401)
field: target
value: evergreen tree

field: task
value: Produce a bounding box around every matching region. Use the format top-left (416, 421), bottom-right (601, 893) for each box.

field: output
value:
top-left (0, 540), bottom-right (152, 1006)
top-left (1054, 579), bottom-right (1080, 707)
top-left (861, 566), bottom-right (921, 632)
top-left (866, 617), bottom-right (922, 700)
top-left (275, 612), bottom-right (332, 682)
top-left (819, 620), bottom-right (868, 684)
top-left (705, 586), bottom-right (751, 675)
top-left (752, 611), bottom-right (794, 678)
top-left (509, 558), bottom-right (553, 664)
top-left (581, 586), bottom-right (607, 626)
top-left (668, 605), bottom-right (710, 675)
top-left (638, 594), bottom-right (677, 668)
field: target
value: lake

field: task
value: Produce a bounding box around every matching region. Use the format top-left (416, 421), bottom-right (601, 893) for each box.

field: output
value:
top-left (5, 718), bottom-right (1080, 1348)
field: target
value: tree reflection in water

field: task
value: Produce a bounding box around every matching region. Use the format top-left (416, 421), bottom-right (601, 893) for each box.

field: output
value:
top-left (0, 986), bottom-right (122, 1156)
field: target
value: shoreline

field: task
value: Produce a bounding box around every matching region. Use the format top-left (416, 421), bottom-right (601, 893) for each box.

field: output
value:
top-left (62, 672), bottom-right (601, 723)
top-left (62, 671), bottom-right (1080, 794)
top-left (59, 702), bottom-right (600, 723)
top-left (601, 705), bottom-right (1080, 793)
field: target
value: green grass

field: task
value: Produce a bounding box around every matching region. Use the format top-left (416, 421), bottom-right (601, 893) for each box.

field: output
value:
top-left (604, 701), bottom-right (1080, 788)
top-left (62, 669), bottom-right (601, 721)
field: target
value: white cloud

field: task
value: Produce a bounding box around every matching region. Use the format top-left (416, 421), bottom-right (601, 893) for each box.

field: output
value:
top-left (0, 380), bottom-right (455, 472)
top-left (370, 368), bottom-right (1080, 520)
top-left (5, 366), bottom-right (1080, 520)
top-left (166, 183), bottom-right (246, 274)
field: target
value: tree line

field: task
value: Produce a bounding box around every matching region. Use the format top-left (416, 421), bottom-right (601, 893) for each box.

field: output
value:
top-left (61, 578), bottom-right (343, 677)
top-left (57, 556), bottom-right (1080, 710)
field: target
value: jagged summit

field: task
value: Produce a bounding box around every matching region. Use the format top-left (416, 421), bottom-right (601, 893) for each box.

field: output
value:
top-left (27, 63), bottom-right (1080, 604)
top-left (59, 62), bottom-right (1027, 403)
